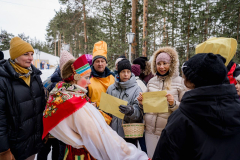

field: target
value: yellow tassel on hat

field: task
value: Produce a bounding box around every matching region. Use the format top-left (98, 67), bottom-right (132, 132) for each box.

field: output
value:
top-left (9, 37), bottom-right (34, 60)
top-left (92, 41), bottom-right (107, 60)
top-left (195, 37), bottom-right (237, 66)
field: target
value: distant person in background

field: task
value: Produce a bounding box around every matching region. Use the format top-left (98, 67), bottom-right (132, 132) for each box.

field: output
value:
top-left (227, 60), bottom-right (240, 84)
top-left (86, 54), bottom-right (93, 66)
top-left (42, 61), bottom-right (45, 70)
top-left (114, 57), bottom-right (124, 76)
top-left (133, 57), bottom-right (154, 84)
top-left (40, 61), bottom-right (43, 69)
top-left (114, 55), bottom-right (126, 76)
top-left (0, 50), bottom-right (4, 60)
top-left (0, 37), bottom-right (46, 160)
top-left (131, 64), bottom-right (147, 92)
top-left (235, 75), bottom-right (240, 98)
top-left (47, 63), bottom-right (50, 69)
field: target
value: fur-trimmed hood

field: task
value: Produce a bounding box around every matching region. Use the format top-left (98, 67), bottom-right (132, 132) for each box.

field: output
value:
top-left (151, 46), bottom-right (179, 79)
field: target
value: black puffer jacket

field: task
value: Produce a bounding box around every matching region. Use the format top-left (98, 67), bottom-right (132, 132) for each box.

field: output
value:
top-left (0, 59), bottom-right (46, 160)
top-left (153, 84), bottom-right (240, 160)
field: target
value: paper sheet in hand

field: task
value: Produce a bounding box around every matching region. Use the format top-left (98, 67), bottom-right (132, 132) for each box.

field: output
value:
top-left (99, 92), bottom-right (128, 119)
top-left (142, 90), bottom-right (168, 113)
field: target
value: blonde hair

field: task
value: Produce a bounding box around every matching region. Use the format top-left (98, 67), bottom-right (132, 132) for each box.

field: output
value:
top-left (144, 61), bottom-right (152, 76)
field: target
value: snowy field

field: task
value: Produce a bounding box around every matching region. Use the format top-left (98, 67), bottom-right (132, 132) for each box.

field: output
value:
top-left (40, 68), bottom-right (56, 82)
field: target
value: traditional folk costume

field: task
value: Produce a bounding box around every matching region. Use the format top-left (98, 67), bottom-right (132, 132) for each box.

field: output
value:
top-left (42, 52), bottom-right (149, 160)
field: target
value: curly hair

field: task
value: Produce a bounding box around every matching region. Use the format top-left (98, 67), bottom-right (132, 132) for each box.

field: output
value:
top-left (144, 61), bottom-right (152, 76)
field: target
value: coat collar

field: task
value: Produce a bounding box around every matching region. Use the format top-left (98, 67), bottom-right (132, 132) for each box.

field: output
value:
top-left (0, 59), bottom-right (42, 79)
top-left (90, 65), bottom-right (115, 78)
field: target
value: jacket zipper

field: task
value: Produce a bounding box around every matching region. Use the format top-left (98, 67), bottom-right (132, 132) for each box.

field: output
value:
top-left (162, 79), bottom-right (165, 90)
top-left (153, 79), bottom-right (165, 133)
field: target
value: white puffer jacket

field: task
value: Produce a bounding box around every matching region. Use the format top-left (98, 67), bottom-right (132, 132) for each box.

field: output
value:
top-left (144, 46), bottom-right (186, 136)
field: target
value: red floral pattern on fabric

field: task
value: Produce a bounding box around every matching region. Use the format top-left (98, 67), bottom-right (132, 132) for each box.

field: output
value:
top-left (43, 81), bottom-right (87, 118)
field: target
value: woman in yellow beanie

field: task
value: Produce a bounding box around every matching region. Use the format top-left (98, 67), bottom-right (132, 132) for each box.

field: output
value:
top-left (0, 37), bottom-right (46, 160)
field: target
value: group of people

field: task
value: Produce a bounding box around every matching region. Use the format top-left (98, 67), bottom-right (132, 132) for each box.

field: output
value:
top-left (0, 36), bottom-right (240, 160)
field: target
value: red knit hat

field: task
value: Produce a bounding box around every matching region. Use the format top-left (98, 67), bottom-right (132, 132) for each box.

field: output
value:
top-left (131, 64), bottom-right (141, 76)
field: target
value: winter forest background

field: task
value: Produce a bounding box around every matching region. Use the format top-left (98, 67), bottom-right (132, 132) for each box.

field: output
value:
top-left (1, 0), bottom-right (240, 69)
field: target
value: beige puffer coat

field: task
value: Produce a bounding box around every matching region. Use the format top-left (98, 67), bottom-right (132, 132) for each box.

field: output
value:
top-left (144, 46), bottom-right (186, 136)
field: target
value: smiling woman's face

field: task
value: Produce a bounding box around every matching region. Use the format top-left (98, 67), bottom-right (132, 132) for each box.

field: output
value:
top-left (15, 52), bottom-right (34, 68)
top-left (156, 61), bottom-right (170, 75)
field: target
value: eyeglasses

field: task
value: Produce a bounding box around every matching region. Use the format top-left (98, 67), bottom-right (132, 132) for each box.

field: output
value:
top-left (181, 62), bottom-right (187, 71)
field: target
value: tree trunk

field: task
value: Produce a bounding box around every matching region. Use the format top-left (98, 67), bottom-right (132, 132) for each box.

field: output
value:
top-left (187, 0), bottom-right (191, 60)
top-left (54, 37), bottom-right (56, 56)
top-left (172, 0), bottom-right (174, 46)
top-left (142, 0), bottom-right (148, 57)
top-left (83, 0), bottom-right (88, 54)
top-left (121, 0), bottom-right (127, 45)
top-left (153, 0), bottom-right (156, 51)
top-left (237, 7), bottom-right (240, 42)
top-left (166, 1), bottom-right (170, 45)
top-left (78, 40), bottom-right (81, 50)
top-left (109, 0), bottom-right (112, 48)
top-left (131, 0), bottom-right (138, 60)
top-left (136, 12), bottom-right (140, 57)
top-left (205, 1), bottom-right (209, 41)
top-left (58, 33), bottom-right (61, 56)
top-left (75, 31), bottom-right (77, 57)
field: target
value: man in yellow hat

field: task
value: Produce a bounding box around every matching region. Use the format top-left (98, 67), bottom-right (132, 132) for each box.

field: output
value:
top-left (88, 41), bottom-right (115, 108)
top-left (195, 37), bottom-right (240, 84)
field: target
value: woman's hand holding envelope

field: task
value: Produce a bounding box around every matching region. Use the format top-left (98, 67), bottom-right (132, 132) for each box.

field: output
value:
top-left (137, 92), bottom-right (143, 105)
top-left (166, 93), bottom-right (174, 106)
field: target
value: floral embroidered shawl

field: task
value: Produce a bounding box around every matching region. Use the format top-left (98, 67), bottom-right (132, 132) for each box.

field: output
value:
top-left (42, 81), bottom-right (88, 139)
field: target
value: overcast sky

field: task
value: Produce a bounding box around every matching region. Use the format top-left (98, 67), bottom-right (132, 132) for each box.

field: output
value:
top-left (0, 0), bottom-right (61, 42)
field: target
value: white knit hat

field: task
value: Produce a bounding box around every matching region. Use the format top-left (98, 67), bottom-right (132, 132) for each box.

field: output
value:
top-left (59, 50), bottom-right (75, 70)
top-left (236, 74), bottom-right (240, 82)
top-left (115, 58), bottom-right (124, 66)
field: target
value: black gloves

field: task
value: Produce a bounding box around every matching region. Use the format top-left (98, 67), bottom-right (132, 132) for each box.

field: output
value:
top-left (119, 105), bottom-right (134, 116)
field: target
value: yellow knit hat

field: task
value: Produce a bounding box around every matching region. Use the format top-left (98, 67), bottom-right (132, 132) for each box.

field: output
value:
top-left (92, 41), bottom-right (107, 63)
top-left (9, 37), bottom-right (34, 60)
top-left (195, 37), bottom-right (237, 66)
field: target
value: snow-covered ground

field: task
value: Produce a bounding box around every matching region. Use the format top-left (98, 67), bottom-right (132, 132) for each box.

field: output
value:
top-left (40, 68), bottom-right (56, 82)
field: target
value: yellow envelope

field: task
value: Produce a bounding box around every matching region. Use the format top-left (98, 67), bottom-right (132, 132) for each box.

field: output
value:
top-left (142, 90), bottom-right (168, 113)
top-left (99, 92), bottom-right (128, 119)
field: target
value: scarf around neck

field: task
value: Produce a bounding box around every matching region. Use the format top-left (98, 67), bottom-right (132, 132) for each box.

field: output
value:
top-left (156, 71), bottom-right (169, 77)
top-left (10, 59), bottom-right (32, 86)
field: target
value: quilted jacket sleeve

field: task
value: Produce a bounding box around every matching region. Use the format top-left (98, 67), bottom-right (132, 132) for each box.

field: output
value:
top-left (127, 87), bottom-right (143, 121)
top-left (0, 84), bottom-right (10, 153)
